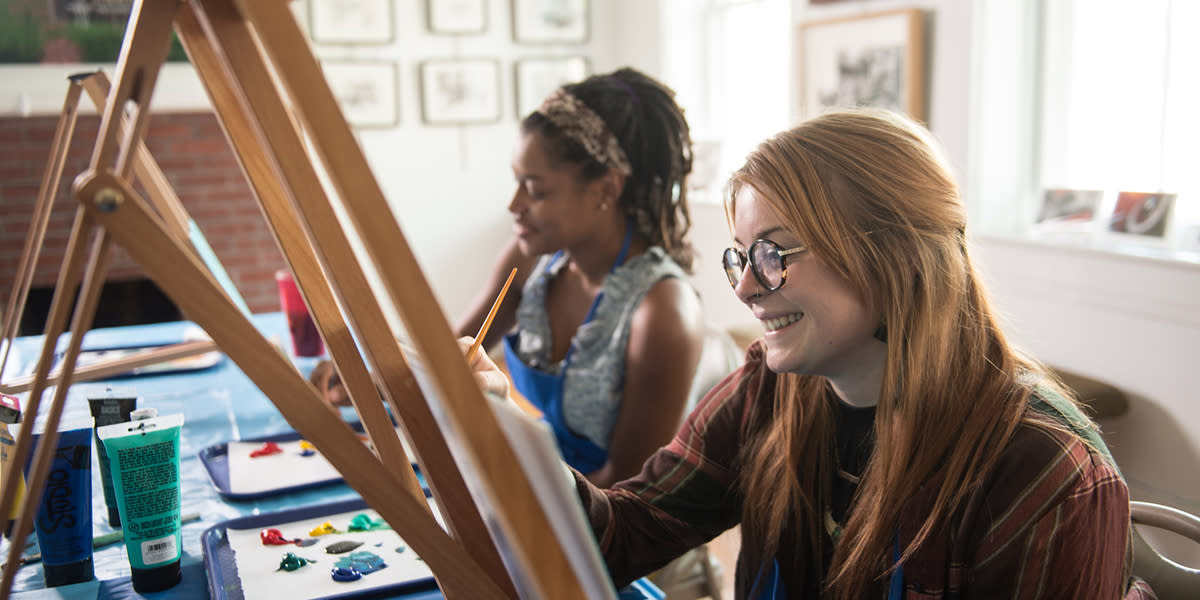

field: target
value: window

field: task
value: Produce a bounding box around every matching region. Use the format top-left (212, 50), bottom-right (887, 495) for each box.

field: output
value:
top-left (661, 0), bottom-right (791, 204)
top-left (970, 0), bottom-right (1200, 256)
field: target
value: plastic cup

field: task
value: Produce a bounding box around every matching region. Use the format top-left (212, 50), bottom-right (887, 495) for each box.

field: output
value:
top-left (275, 270), bottom-right (324, 357)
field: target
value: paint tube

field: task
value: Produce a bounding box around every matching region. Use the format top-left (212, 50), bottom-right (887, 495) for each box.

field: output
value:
top-left (0, 393), bottom-right (24, 539)
top-left (97, 408), bottom-right (184, 593)
top-left (22, 414), bottom-right (95, 587)
top-left (86, 387), bottom-right (137, 527)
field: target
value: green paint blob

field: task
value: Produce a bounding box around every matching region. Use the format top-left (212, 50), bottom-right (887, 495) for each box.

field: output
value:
top-left (277, 552), bottom-right (316, 572)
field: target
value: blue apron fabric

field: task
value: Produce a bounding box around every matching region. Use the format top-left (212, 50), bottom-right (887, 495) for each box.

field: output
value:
top-left (503, 226), bottom-right (634, 474)
top-left (750, 535), bottom-right (905, 599)
top-left (617, 577), bottom-right (666, 600)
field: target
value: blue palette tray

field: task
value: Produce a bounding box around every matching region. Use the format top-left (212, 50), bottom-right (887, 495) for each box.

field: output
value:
top-left (201, 497), bottom-right (441, 600)
top-left (198, 427), bottom-right (425, 501)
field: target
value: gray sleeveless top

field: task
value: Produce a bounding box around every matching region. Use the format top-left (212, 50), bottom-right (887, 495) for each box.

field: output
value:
top-left (509, 246), bottom-right (690, 448)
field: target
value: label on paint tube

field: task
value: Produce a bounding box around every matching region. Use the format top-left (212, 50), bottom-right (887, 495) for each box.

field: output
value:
top-left (98, 413), bottom-right (185, 570)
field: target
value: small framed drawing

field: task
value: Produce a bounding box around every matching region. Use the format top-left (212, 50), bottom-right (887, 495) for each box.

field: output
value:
top-left (514, 56), bottom-right (590, 118)
top-left (512, 0), bottom-right (589, 44)
top-left (309, 0), bottom-right (394, 45)
top-left (419, 59), bottom-right (502, 125)
top-left (322, 61), bottom-right (399, 129)
top-left (1035, 188), bottom-right (1103, 227)
top-left (1108, 191), bottom-right (1175, 238)
top-left (797, 8), bottom-right (926, 121)
top-left (427, 0), bottom-right (487, 35)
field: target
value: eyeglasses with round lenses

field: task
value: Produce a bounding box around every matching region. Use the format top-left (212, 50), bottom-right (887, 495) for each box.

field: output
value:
top-left (722, 239), bottom-right (808, 292)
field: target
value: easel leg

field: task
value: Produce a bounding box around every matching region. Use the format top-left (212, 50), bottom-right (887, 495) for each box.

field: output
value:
top-left (238, 1), bottom-right (586, 596)
top-left (0, 230), bottom-right (112, 597)
top-left (174, 2), bottom-right (427, 505)
top-left (0, 77), bottom-right (85, 380)
top-left (75, 169), bottom-right (507, 599)
top-left (0, 204), bottom-right (93, 568)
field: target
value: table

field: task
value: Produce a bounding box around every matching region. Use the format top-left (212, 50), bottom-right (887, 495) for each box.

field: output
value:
top-left (2, 314), bottom-right (662, 600)
top-left (1, 313), bottom-right (436, 599)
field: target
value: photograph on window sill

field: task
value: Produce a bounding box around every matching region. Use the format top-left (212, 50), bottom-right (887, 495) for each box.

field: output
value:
top-left (1035, 188), bottom-right (1104, 228)
top-left (1108, 191), bottom-right (1176, 238)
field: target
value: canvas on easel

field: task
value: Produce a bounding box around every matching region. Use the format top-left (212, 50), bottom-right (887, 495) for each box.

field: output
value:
top-left (0, 1), bottom-right (612, 598)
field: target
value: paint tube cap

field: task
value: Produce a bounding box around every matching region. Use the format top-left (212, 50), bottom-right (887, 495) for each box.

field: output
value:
top-left (0, 394), bottom-right (20, 424)
top-left (131, 559), bottom-right (181, 593)
top-left (43, 557), bottom-right (94, 587)
top-left (129, 408), bottom-right (158, 421)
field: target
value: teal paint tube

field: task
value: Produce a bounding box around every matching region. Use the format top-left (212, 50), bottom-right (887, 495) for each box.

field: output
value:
top-left (22, 414), bottom-right (95, 587)
top-left (97, 410), bottom-right (184, 593)
top-left (86, 387), bottom-right (136, 527)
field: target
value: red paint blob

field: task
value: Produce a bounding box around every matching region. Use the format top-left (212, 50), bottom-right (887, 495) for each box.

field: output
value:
top-left (250, 441), bottom-right (283, 458)
top-left (260, 528), bottom-right (296, 546)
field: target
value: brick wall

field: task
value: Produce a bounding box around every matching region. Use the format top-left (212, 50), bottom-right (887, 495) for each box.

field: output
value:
top-left (0, 112), bottom-right (286, 321)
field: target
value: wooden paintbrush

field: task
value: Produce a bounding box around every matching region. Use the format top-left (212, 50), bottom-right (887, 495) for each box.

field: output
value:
top-left (465, 267), bottom-right (517, 363)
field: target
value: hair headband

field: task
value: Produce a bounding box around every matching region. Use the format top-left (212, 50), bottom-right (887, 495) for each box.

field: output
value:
top-left (537, 89), bottom-right (633, 176)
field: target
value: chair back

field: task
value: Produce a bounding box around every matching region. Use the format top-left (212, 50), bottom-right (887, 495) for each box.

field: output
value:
top-left (1129, 501), bottom-right (1200, 600)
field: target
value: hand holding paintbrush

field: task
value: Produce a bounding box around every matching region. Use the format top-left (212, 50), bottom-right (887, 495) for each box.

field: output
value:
top-left (461, 268), bottom-right (520, 402)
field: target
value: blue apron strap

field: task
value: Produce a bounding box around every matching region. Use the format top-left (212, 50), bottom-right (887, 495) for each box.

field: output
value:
top-left (749, 558), bottom-right (784, 600)
top-left (502, 223), bottom-right (636, 474)
top-left (888, 532), bottom-right (905, 600)
top-left (562, 223), bottom-right (633, 365)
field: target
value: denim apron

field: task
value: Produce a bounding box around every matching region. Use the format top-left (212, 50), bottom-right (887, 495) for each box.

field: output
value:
top-left (502, 227), bottom-right (633, 474)
top-left (751, 536), bottom-right (905, 599)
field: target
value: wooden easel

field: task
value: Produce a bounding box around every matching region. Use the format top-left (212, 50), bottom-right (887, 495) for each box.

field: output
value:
top-left (0, 70), bottom-right (220, 397)
top-left (0, 0), bottom-right (592, 598)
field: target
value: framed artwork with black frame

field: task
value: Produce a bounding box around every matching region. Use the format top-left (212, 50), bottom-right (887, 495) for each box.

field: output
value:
top-left (796, 8), bottom-right (926, 121)
top-left (513, 56), bottom-right (590, 118)
top-left (427, 0), bottom-right (487, 35)
top-left (418, 59), bottom-right (502, 125)
top-left (512, 0), bottom-right (589, 44)
top-left (309, 0), bottom-right (395, 45)
top-left (321, 60), bottom-right (400, 129)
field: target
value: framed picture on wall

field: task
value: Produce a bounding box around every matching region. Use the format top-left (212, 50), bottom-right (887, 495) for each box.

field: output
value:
top-left (309, 0), bottom-right (394, 44)
top-left (419, 59), bottom-right (502, 125)
top-left (427, 0), bottom-right (487, 34)
top-left (322, 61), bottom-right (400, 129)
top-left (514, 56), bottom-right (590, 118)
top-left (512, 0), bottom-right (589, 44)
top-left (797, 8), bottom-right (926, 121)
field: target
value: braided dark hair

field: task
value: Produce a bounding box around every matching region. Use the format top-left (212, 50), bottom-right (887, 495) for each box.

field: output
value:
top-left (521, 67), bottom-right (695, 272)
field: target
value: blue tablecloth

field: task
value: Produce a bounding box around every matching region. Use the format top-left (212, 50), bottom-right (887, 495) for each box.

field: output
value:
top-left (1, 313), bottom-right (662, 600)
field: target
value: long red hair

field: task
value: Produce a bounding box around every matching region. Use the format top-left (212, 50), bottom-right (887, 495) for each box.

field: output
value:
top-left (728, 109), bottom-right (1085, 598)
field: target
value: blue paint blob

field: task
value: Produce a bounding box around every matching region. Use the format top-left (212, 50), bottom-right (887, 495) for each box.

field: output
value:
top-left (330, 566), bottom-right (362, 582)
top-left (335, 551), bottom-right (387, 574)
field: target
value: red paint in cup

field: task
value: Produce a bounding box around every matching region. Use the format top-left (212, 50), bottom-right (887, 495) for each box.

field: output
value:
top-left (276, 270), bottom-right (324, 357)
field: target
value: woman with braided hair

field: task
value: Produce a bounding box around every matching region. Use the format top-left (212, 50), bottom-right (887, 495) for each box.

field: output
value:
top-left (453, 67), bottom-right (706, 488)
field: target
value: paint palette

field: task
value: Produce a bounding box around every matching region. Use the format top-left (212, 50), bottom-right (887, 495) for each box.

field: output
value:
top-left (199, 427), bottom-right (425, 500)
top-left (201, 498), bottom-right (440, 600)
